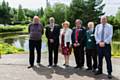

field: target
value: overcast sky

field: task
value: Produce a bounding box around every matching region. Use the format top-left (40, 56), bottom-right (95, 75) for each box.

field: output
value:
top-left (1, 0), bottom-right (120, 16)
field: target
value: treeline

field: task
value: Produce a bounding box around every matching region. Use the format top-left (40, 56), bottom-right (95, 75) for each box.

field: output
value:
top-left (0, 0), bottom-right (44, 25)
top-left (0, 0), bottom-right (120, 29)
top-left (0, 0), bottom-right (104, 26)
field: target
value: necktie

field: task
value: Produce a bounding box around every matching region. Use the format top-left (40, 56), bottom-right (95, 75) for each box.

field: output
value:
top-left (101, 25), bottom-right (105, 42)
top-left (76, 29), bottom-right (79, 43)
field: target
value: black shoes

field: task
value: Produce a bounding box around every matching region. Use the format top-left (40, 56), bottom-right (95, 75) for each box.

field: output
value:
top-left (74, 66), bottom-right (83, 69)
top-left (27, 65), bottom-right (34, 69)
top-left (74, 66), bottom-right (80, 69)
top-left (53, 64), bottom-right (57, 67)
top-left (86, 68), bottom-right (92, 71)
top-left (108, 74), bottom-right (112, 79)
top-left (63, 64), bottom-right (69, 67)
top-left (95, 71), bottom-right (103, 75)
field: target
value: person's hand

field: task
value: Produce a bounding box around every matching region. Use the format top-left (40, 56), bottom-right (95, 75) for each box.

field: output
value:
top-left (74, 43), bottom-right (77, 47)
top-left (49, 39), bottom-right (54, 43)
top-left (69, 44), bottom-right (72, 48)
top-left (77, 43), bottom-right (80, 46)
top-left (99, 42), bottom-right (105, 47)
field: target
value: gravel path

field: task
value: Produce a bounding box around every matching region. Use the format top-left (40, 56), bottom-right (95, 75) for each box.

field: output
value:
top-left (0, 53), bottom-right (120, 80)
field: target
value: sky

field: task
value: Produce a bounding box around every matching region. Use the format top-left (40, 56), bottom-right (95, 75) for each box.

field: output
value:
top-left (1, 0), bottom-right (120, 16)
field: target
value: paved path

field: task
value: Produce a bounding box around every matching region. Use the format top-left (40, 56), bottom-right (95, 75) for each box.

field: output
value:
top-left (0, 53), bottom-right (120, 80)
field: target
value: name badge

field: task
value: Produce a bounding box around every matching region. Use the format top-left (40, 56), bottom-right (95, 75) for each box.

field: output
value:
top-left (88, 39), bottom-right (91, 42)
top-left (90, 34), bottom-right (94, 37)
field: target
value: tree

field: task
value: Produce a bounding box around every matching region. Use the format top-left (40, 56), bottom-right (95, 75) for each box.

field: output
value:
top-left (53, 3), bottom-right (70, 26)
top-left (17, 5), bottom-right (26, 21)
top-left (69, 0), bottom-right (105, 27)
top-left (44, 3), bottom-right (70, 26)
top-left (116, 8), bottom-right (120, 22)
top-left (0, 0), bottom-right (12, 25)
top-left (36, 7), bottom-right (44, 17)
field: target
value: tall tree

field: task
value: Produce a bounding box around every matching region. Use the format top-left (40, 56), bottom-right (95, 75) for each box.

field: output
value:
top-left (17, 5), bottom-right (26, 21)
top-left (116, 8), bottom-right (120, 22)
top-left (44, 3), bottom-right (70, 26)
top-left (69, 0), bottom-right (105, 27)
top-left (0, 0), bottom-right (12, 25)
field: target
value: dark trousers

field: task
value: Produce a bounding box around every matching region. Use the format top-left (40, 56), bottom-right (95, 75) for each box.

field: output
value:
top-left (73, 46), bottom-right (84, 67)
top-left (48, 43), bottom-right (59, 66)
top-left (86, 49), bottom-right (97, 69)
top-left (97, 44), bottom-right (112, 74)
top-left (29, 40), bottom-right (41, 66)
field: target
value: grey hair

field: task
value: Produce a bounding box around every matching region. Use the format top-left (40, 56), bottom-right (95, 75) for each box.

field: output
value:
top-left (75, 19), bottom-right (83, 25)
top-left (49, 17), bottom-right (55, 22)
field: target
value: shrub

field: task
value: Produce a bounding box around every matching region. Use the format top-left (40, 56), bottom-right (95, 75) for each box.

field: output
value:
top-left (0, 25), bottom-right (25, 32)
top-left (112, 42), bottom-right (120, 57)
top-left (113, 29), bottom-right (120, 41)
top-left (0, 43), bottom-right (24, 55)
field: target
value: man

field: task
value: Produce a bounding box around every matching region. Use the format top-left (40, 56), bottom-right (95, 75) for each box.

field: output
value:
top-left (71, 19), bottom-right (86, 69)
top-left (45, 17), bottom-right (60, 68)
top-left (95, 16), bottom-right (113, 79)
top-left (28, 16), bottom-right (44, 68)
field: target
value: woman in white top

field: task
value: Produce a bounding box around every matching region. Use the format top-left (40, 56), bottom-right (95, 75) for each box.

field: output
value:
top-left (60, 21), bottom-right (72, 67)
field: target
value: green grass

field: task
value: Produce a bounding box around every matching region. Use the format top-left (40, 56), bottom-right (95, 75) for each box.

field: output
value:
top-left (112, 42), bottom-right (120, 57)
top-left (0, 43), bottom-right (24, 55)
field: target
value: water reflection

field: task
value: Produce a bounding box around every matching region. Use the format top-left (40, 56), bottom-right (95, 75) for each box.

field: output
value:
top-left (0, 34), bottom-right (47, 52)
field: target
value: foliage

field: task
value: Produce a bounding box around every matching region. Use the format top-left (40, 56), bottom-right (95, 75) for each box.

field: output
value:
top-left (17, 5), bottom-right (26, 21)
top-left (113, 29), bottom-right (120, 41)
top-left (0, 43), bottom-right (24, 55)
top-left (69, 0), bottom-right (105, 27)
top-left (0, 25), bottom-right (25, 32)
top-left (0, 0), bottom-right (12, 25)
top-left (112, 42), bottom-right (120, 57)
top-left (107, 9), bottom-right (120, 41)
top-left (44, 3), bottom-right (71, 27)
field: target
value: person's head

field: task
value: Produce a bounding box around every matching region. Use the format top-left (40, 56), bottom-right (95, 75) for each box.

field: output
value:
top-left (88, 22), bottom-right (94, 29)
top-left (49, 17), bottom-right (55, 24)
top-left (33, 16), bottom-right (40, 24)
top-left (62, 21), bottom-right (70, 29)
top-left (100, 16), bottom-right (107, 25)
top-left (75, 19), bottom-right (82, 28)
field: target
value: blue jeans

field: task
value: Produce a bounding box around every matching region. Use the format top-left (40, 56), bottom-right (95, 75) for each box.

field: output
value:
top-left (97, 44), bottom-right (112, 74)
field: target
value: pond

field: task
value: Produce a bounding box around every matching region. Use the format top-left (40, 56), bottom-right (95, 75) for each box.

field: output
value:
top-left (0, 33), bottom-right (48, 52)
top-left (0, 33), bottom-right (120, 56)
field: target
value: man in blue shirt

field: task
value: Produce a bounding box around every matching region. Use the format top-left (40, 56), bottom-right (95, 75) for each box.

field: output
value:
top-left (94, 16), bottom-right (113, 79)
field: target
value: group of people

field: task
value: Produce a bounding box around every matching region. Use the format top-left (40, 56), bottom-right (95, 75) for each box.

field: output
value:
top-left (28, 16), bottom-right (113, 79)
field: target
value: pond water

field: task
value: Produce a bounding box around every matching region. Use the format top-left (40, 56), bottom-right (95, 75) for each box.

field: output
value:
top-left (0, 33), bottom-right (48, 52)
top-left (0, 33), bottom-right (120, 55)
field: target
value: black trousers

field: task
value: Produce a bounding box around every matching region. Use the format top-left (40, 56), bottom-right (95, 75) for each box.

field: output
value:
top-left (86, 49), bottom-right (97, 69)
top-left (97, 44), bottom-right (112, 74)
top-left (48, 42), bottom-right (59, 66)
top-left (73, 46), bottom-right (84, 67)
top-left (29, 40), bottom-right (41, 66)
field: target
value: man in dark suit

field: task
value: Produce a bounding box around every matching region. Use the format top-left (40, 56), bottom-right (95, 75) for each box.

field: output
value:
top-left (45, 17), bottom-right (60, 68)
top-left (71, 19), bottom-right (86, 69)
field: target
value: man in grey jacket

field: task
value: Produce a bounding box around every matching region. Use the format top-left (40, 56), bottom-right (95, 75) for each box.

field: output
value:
top-left (28, 16), bottom-right (44, 68)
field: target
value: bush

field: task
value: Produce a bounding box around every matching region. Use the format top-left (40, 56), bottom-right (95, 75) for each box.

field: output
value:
top-left (0, 25), bottom-right (25, 32)
top-left (113, 29), bottom-right (120, 41)
top-left (112, 42), bottom-right (120, 57)
top-left (0, 43), bottom-right (24, 55)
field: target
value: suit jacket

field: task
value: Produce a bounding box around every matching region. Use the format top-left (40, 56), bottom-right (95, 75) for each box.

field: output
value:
top-left (85, 29), bottom-right (96, 49)
top-left (71, 27), bottom-right (86, 47)
top-left (45, 24), bottom-right (60, 46)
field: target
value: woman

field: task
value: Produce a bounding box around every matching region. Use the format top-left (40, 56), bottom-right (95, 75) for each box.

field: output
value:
top-left (85, 22), bottom-right (97, 71)
top-left (60, 21), bottom-right (72, 67)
